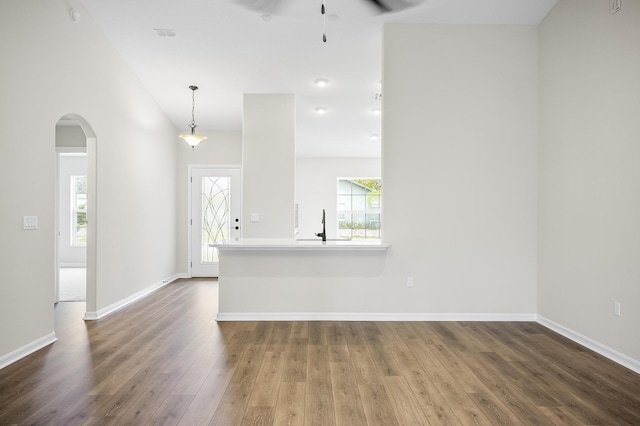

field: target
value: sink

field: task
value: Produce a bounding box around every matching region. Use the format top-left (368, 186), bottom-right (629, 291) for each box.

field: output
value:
top-left (295, 238), bottom-right (352, 242)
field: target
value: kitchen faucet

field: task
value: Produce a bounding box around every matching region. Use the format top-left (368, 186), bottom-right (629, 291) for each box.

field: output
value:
top-left (315, 209), bottom-right (327, 242)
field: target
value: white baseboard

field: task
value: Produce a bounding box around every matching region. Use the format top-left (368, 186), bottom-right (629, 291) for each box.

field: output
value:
top-left (83, 274), bottom-right (184, 321)
top-left (0, 333), bottom-right (57, 370)
top-left (4, 310), bottom-right (636, 378)
top-left (537, 315), bottom-right (640, 375)
top-left (216, 312), bottom-right (537, 322)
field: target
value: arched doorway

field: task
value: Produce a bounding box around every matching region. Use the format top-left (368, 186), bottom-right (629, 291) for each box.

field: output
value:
top-left (55, 114), bottom-right (97, 319)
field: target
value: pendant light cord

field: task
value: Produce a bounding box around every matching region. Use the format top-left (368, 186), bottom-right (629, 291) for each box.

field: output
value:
top-left (321, 0), bottom-right (327, 42)
top-left (189, 85), bottom-right (198, 130)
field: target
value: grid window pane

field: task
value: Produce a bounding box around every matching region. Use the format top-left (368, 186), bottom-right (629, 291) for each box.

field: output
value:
top-left (71, 176), bottom-right (87, 246)
top-left (336, 178), bottom-right (381, 240)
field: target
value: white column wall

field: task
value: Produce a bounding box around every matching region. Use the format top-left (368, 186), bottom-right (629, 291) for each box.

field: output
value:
top-left (242, 94), bottom-right (296, 238)
top-left (381, 23), bottom-right (538, 314)
top-left (538, 0), bottom-right (640, 362)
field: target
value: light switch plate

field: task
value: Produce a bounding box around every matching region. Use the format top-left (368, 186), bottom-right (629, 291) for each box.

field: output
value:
top-left (23, 216), bottom-right (38, 230)
top-left (250, 213), bottom-right (260, 222)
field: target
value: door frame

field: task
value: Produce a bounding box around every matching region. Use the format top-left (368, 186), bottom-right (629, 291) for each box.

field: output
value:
top-left (53, 113), bottom-right (97, 319)
top-left (187, 164), bottom-right (242, 277)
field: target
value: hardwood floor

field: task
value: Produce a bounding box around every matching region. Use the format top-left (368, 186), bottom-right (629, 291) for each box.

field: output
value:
top-left (1, 278), bottom-right (639, 425)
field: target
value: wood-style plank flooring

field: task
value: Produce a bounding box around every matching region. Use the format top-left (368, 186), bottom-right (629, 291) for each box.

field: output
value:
top-left (1, 279), bottom-right (639, 425)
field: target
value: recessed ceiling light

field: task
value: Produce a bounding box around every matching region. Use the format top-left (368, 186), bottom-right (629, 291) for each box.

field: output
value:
top-left (315, 78), bottom-right (329, 87)
top-left (370, 133), bottom-right (380, 140)
top-left (371, 107), bottom-right (381, 115)
top-left (315, 107), bottom-right (327, 114)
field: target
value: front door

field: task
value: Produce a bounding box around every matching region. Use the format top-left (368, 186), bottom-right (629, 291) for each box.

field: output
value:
top-left (190, 167), bottom-right (241, 277)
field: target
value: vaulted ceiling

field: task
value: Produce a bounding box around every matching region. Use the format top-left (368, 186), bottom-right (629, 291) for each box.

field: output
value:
top-left (81, 0), bottom-right (557, 157)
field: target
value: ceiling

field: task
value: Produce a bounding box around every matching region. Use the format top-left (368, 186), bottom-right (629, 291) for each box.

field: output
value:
top-left (80, 0), bottom-right (557, 157)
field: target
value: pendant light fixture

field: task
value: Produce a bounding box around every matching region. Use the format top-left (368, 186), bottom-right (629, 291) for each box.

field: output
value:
top-left (178, 85), bottom-right (207, 149)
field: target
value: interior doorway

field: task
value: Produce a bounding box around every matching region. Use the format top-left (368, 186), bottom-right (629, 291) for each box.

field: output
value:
top-left (54, 114), bottom-right (97, 318)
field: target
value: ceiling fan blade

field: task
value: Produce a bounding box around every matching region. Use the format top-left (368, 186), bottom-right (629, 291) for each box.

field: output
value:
top-left (363, 0), bottom-right (424, 14)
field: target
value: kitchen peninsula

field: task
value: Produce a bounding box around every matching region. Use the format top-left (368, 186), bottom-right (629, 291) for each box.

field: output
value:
top-left (214, 238), bottom-right (390, 321)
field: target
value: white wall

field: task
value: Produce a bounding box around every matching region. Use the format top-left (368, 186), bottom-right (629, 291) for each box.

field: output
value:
top-left (242, 94), bottom-right (296, 238)
top-left (538, 0), bottom-right (640, 362)
top-left (176, 130), bottom-right (242, 273)
top-left (382, 23), bottom-right (538, 314)
top-left (295, 157), bottom-right (381, 239)
top-left (0, 0), bottom-right (178, 361)
top-left (56, 126), bottom-right (87, 148)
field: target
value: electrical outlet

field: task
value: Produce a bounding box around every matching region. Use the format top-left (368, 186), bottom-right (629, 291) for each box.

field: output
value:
top-left (406, 276), bottom-right (414, 287)
top-left (614, 301), bottom-right (621, 317)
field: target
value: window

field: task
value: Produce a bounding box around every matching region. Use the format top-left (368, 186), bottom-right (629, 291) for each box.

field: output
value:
top-left (71, 176), bottom-right (87, 246)
top-left (337, 178), bottom-right (381, 240)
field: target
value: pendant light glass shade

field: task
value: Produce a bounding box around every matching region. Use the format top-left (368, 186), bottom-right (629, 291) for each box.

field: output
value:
top-left (179, 125), bottom-right (207, 148)
top-left (179, 85), bottom-right (207, 149)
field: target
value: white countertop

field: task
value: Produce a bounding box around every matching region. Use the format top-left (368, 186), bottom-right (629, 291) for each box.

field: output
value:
top-left (212, 238), bottom-right (390, 251)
